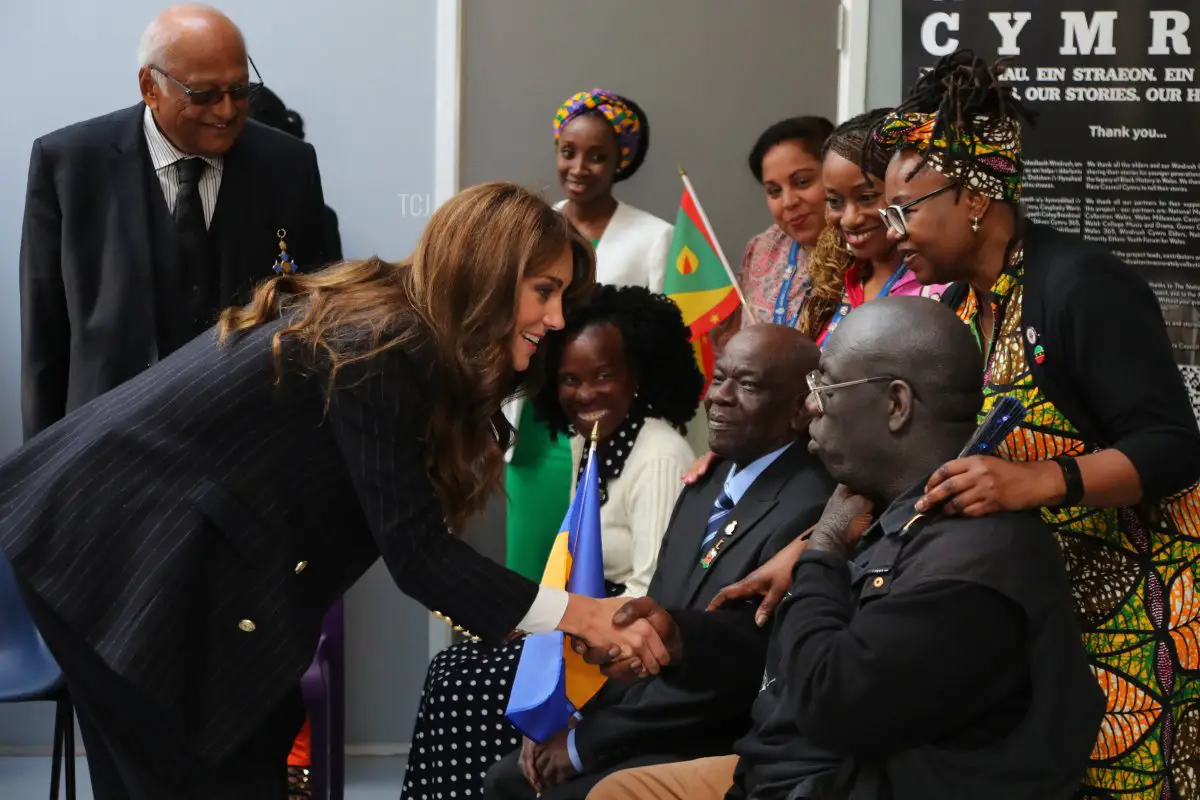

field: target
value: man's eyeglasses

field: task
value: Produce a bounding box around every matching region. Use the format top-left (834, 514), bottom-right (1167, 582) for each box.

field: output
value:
top-left (150, 56), bottom-right (263, 106)
top-left (878, 183), bottom-right (956, 238)
top-left (806, 370), bottom-right (896, 415)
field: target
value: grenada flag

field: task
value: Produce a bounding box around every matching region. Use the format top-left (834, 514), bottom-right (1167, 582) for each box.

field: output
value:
top-left (505, 433), bottom-right (607, 743)
top-left (663, 170), bottom-right (743, 391)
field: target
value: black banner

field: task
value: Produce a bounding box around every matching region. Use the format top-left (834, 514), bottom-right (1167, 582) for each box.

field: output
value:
top-left (902, 2), bottom-right (1200, 408)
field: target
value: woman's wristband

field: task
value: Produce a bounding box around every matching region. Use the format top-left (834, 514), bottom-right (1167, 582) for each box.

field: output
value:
top-left (1050, 455), bottom-right (1085, 508)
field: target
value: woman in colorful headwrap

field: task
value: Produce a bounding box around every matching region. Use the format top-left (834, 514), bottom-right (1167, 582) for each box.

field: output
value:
top-left (709, 49), bottom-right (1200, 797)
top-left (876, 58), bottom-right (1200, 795)
top-left (503, 89), bottom-right (674, 584)
top-left (552, 89), bottom-right (672, 290)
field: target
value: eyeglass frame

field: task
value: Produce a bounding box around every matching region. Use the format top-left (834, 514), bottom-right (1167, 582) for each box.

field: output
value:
top-left (878, 183), bottom-right (957, 238)
top-left (149, 55), bottom-right (264, 106)
top-left (806, 370), bottom-right (898, 415)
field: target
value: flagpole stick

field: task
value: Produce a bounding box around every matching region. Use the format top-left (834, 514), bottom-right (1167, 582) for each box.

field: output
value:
top-left (678, 166), bottom-right (751, 314)
top-left (579, 422), bottom-right (600, 545)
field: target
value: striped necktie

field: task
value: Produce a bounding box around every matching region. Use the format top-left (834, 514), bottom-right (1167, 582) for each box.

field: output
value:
top-left (700, 488), bottom-right (735, 553)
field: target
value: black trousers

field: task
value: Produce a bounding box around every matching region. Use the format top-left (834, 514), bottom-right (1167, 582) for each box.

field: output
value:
top-left (484, 747), bottom-right (680, 800)
top-left (18, 579), bottom-right (305, 799)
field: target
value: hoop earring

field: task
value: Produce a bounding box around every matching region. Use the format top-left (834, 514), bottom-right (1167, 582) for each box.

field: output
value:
top-left (971, 218), bottom-right (980, 234)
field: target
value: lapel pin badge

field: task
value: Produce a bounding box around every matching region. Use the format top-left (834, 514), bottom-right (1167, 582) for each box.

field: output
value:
top-left (1034, 344), bottom-right (1046, 365)
top-left (273, 228), bottom-right (298, 275)
top-left (700, 539), bottom-right (724, 570)
top-left (1025, 326), bottom-right (1038, 345)
top-left (724, 520), bottom-right (738, 536)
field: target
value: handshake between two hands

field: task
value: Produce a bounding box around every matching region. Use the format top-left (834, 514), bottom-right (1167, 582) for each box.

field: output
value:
top-left (560, 484), bottom-right (878, 679)
top-left (568, 596), bottom-right (682, 681)
top-left (517, 597), bottom-right (681, 794)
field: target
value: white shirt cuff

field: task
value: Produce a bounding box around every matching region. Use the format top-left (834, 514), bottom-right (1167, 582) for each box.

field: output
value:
top-left (517, 586), bottom-right (569, 634)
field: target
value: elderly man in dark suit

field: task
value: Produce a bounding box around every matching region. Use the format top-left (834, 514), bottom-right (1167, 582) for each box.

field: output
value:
top-left (586, 299), bottom-right (1105, 800)
top-left (484, 324), bottom-right (837, 800)
top-left (19, 3), bottom-right (330, 440)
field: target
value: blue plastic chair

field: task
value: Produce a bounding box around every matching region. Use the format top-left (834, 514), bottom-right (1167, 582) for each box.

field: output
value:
top-left (0, 555), bottom-right (76, 800)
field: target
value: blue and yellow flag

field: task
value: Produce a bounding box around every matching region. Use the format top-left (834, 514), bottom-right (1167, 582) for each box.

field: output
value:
top-left (505, 435), bottom-right (607, 742)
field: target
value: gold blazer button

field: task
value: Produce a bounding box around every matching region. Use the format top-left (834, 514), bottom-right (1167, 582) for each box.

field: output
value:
top-left (295, 560), bottom-right (308, 574)
top-left (238, 619), bottom-right (257, 633)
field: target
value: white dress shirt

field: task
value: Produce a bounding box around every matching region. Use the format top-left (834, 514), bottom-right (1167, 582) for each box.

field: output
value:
top-left (142, 105), bottom-right (224, 227)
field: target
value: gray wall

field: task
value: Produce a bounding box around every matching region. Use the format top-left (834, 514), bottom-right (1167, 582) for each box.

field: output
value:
top-left (460, 0), bottom-right (840, 270)
top-left (866, 0), bottom-right (905, 109)
top-left (0, 0), bottom-right (437, 749)
top-left (457, 0), bottom-right (840, 571)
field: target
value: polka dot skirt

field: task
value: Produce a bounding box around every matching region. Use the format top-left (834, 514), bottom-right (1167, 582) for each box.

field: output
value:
top-left (400, 640), bottom-right (524, 799)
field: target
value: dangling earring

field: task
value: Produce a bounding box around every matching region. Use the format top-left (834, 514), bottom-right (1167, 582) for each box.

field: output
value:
top-left (273, 228), bottom-right (298, 275)
top-left (971, 218), bottom-right (980, 234)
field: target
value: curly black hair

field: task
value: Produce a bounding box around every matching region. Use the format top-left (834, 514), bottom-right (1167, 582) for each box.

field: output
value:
top-left (863, 50), bottom-right (1037, 188)
top-left (531, 284), bottom-right (703, 438)
top-left (748, 116), bottom-right (834, 183)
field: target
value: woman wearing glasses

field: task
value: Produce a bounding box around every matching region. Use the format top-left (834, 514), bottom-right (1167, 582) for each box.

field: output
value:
top-left (717, 50), bottom-right (1200, 797)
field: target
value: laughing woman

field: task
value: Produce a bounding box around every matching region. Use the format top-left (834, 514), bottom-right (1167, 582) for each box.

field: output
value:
top-left (402, 285), bottom-right (701, 800)
top-left (799, 108), bottom-right (949, 347)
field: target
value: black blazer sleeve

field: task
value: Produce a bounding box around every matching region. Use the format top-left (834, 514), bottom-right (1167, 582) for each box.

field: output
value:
top-left (776, 552), bottom-right (1028, 755)
top-left (326, 350), bottom-right (539, 643)
top-left (323, 206), bottom-right (343, 263)
top-left (664, 604), bottom-right (769, 693)
top-left (19, 138), bottom-right (69, 441)
top-left (1047, 247), bottom-right (1200, 499)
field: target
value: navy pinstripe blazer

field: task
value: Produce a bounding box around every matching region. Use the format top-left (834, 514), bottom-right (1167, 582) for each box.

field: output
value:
top-left (0, 318), bottom-right (539, 762)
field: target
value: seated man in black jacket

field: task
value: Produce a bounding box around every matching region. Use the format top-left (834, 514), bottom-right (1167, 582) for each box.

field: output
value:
top-left (484, 325), bottom-right (837, 800)
top-left (586, 298), bottom-right (1105, 800)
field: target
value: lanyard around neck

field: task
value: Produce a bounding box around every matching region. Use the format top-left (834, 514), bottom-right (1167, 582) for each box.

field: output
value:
top-left (819, 262), bottom-right (910, 349)
top-left (773, 241), bottom-right (804, 327)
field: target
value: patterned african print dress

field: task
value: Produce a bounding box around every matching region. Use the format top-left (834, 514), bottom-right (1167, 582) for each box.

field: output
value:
top-left (954, 252), bottom-right (1200, 799)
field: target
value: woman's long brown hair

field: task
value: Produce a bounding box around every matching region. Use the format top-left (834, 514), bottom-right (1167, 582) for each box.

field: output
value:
top-left (219, 182), bottom-right (595, 530)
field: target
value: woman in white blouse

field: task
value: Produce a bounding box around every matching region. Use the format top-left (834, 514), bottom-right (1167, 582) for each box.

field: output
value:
top-left (544, 286), bottom-right (699, 597)
top-left (505, 88), bottom-right (674, 583)
top-left (403, 285), bottom-right (702, 800)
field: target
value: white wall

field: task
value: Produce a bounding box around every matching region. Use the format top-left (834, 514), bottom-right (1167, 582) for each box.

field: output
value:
top-left (866, 0), bottom-right (905, 109)
top-left (0, 0), bottom-right (439, 750)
